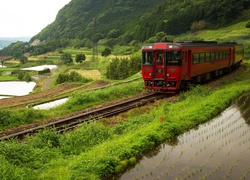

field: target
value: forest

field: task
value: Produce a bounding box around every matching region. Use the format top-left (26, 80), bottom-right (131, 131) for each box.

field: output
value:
top-left (0, 0), bottom-right (249, 56)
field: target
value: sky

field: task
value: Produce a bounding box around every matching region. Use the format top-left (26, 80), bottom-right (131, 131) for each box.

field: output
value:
top-left (0, 0), bottom-right (71, 38)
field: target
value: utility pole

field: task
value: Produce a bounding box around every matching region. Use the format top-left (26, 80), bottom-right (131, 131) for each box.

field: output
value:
top-left (92, 18), bottom-right (98, 61)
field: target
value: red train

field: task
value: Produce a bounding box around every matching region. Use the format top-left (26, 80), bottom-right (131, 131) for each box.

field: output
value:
top-left (141, 40), bottom-right (244, 92)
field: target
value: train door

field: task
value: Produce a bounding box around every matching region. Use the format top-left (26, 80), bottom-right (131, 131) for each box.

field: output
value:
top-left (154, 51), bottom-right (164, 79)
top-left (187, 50), bottom-right (192, 78)
top-left (228, 48), bottom-right (234, 66)
top-left (182, 51), bottom-right (188, 79)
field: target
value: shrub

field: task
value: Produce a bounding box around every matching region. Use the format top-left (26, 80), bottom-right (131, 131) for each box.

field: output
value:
top-left (190, 20), bottom-right (206, 32)
top-left (101, 47), bottom-right (112, 57)
top-left (61, 52), bottom-right (73, 64)
top-left (75, 53), bottom-right (86, 63)
top-left (38, 68), bottom-right (50, 74)
top-left (17, 71), bottom-right (31, 82)
top-left (55, 71), bottom-right (91, 85)
top-left (246, 21), bottom-right (250, 28)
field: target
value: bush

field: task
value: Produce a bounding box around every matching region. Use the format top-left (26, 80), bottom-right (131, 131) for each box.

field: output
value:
top-left (75, 53), bottom-right (86, 63)
top-left (246, 21), bottom-right (250, 28)
top-left (38, 68), bottom-right (50, 75)
top-left (101, 47), bottom-right (112, 57)
top-left (17, 71), bottom-right (31, 82)
top-left (61, 52), bottom-right (73, 64)
top-left (106, 55), bottom-right (141, 80)
top-left (55, 71), bottom-right (91, 85)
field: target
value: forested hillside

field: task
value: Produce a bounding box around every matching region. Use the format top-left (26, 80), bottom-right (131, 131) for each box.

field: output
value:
top-left (1, 0), bottom-right (249, 56)
top-left (32, 0), bottom-right (250, 42)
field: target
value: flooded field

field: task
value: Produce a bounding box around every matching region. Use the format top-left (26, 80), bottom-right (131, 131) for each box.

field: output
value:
top-left (33, 97), bottom-right (69, 109)
top-left (119, 92), bottom-right (250, 180)
top-left (0, 81), bottom-right (36, 96)
top-left (21, 65), bottom-right (57, 71)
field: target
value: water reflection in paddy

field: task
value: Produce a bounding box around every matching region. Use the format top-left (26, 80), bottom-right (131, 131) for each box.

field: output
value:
top-left (0, 81), bottom-right (36, 96)
top-left (119, 103), bottom-right (250, 180)
top-left (21, 65), bottom-right (57, 71)
top-left (33, 98), bottom-right (69, 110)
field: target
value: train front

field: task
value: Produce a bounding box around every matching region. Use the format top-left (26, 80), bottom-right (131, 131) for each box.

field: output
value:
top-left (141, 43), bottom-right (182, 92)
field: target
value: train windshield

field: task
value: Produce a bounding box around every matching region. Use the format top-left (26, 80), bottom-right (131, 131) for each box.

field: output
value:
top-left (165, 51), bottom-right (182, 65)
top-left (142, 52), bottom-right (153, 65)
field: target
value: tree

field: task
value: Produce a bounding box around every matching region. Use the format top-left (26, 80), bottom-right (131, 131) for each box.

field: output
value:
top-left (61, 52), bottom-right (73, 64)
top-left (20, 55), bottom-right (28, 64)
top-left (75, 53), bottom-right (86, 63)
top-left (101, 47), bottom-right (112, 57)
top-left (18, 71), bottom-right (31, 82)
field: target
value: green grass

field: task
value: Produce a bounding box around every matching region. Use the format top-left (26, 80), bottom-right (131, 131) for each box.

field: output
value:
top-left (0, 79), bottom-right (144, 131)
top-left (1, 71), bottom-right (250, 179)
top-left (177, 21), bottom-right (250, 42)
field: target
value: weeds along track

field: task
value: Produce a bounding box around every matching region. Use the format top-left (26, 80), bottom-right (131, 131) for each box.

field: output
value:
top-left (0, 92), bottom-right (167, 141)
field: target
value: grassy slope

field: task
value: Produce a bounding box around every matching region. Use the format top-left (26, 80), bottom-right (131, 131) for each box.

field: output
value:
top-left (176, 21), bottom-right (250, 59)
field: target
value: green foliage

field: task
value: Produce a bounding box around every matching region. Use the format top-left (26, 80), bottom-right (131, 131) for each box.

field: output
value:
top-left (29, 129), bottom-right (60, 149)
top-left (190, 20), bottom-right (207, 32)
top-left (55, 71), bottom-right (91, 85)
top-left (75, 53), bottom-right (86, 63)
top-left (61, 52), bottom-right (73, 64)
top-left (101, 47), bottom-right (112, 57)
top-left (0, 109), bottom-right (44, 128)
top-left (62, 80), bottom-right (144, 111)
top-left (17, 71), bottom-right (32, 82)
top-left (60, 123), bottom-right (113, 155)
top-left (0, 76), bottom-right (250, 179)
top-left (106, 54), bottom-right (141, 80)
top-left (38, 68), bottom-right (50, 74)
top-left (246, 21), bottom-right (250, 28)
top-left (1, 0), bottom-right (249, 56)
top-left (19, 55), bottom-right (28, 64)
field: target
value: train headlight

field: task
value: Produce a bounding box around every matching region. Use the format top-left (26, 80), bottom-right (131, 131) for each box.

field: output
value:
top-left (167, 73), bottom-right (170, 77)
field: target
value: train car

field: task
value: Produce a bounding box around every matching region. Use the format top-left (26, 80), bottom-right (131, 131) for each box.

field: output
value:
top-left (141, 40), bottom-right (244, 92)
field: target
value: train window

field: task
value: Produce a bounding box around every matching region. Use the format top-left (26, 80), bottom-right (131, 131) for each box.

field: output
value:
top-left (142, 52), bottom-right (153, 65)
top-left (200, 53), bottom-right (205, 63)
top-left (156, 52), bottom-right (163, 65)
top-left (192, 53), bottom-right (199, 64)
top-left (166, 51), bottom-right (182, 65)
top-left (225, 51), bottom-right (229, 58)
top-left (205, 52), bottom-right (210, 62)
top-left (214, 52), bottom-right (218, 60)
top-left (210, 52), bottom-right (215, 61)
top-left (218, 51), bottom-right (222, 60)
top-left (222, 51), bottom-right (225, 59)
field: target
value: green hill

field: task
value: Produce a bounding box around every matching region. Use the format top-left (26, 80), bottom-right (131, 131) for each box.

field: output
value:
top-left (1, 0), bottom-right (249, 57)
top-left (31, 0), bottom-right (249, 42)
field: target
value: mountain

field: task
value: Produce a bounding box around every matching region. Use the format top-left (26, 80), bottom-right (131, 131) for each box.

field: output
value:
top-left (0, 37), bottom-right (31, 49)
top-left (1, 0), bottom-right (249, 56)
top-left (31, 0), bottom-right (249, 43)
top-left (30, 0), bottom-right (166, 42)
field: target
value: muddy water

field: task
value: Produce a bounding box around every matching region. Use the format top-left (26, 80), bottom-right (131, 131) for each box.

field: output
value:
top-left (119, 93), bottom-right (250, 179)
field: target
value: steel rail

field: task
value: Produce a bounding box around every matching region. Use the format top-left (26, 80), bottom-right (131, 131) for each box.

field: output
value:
top-left (0, 93), bottom-right (166, 141)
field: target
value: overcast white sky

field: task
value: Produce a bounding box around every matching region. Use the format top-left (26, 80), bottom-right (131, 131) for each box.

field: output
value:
top-left (0, 0), bottom-right (71, 38)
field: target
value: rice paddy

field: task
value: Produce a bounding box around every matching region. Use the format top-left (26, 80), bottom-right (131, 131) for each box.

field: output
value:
top-left (119, 93), bottom-right (250, 179)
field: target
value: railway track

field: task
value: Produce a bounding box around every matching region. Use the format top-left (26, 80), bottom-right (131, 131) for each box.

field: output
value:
top-left (0, 92), bottom-right (167, 141)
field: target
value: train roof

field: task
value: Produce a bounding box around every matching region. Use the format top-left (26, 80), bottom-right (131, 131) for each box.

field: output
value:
top-left (176, 40), bottom-right (240, 47)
